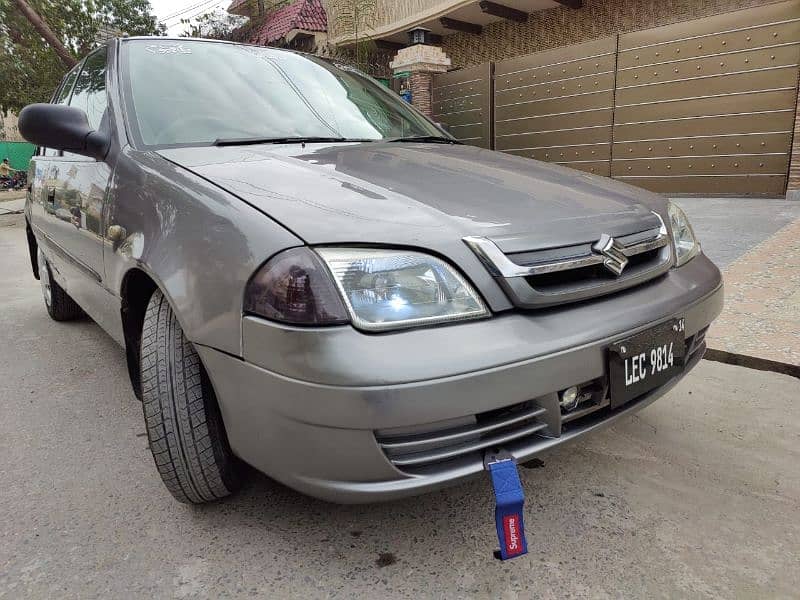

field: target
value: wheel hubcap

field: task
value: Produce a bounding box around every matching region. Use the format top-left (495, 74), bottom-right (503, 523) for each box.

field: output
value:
top-left (37, 250), bottom-right (52, 307)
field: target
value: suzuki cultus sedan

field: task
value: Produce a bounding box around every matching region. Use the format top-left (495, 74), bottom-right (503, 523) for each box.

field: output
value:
top-left (19, 38), bottom-right (723, 504)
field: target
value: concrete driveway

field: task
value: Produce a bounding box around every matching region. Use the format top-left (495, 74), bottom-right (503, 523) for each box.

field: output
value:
top-left (674, 197), bottom-right (800, 269)
top-left (1, 209), bottom-right (799, 599)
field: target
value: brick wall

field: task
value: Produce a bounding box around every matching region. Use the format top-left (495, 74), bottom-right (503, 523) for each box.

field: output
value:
top-left (441, 0), bottom-right (778, 68)
top-left (409, 72), bottom-right (434, 116)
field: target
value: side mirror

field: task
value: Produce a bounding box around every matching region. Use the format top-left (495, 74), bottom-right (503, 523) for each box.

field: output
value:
top-left (18, 104), bottom-right (110, 161)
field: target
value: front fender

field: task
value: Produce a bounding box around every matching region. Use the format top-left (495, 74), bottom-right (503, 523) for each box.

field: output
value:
top-left (104, 148), bottom-right (302, 356)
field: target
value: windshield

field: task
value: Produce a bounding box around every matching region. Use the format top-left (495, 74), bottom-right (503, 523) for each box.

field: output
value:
top-left (121, 39), bottom-right (444, 147)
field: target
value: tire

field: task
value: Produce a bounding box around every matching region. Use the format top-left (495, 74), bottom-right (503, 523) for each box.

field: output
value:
top-left (37, 249), bottom-right (85, 321)
top-left (140, 289), bottom-right (242, 504)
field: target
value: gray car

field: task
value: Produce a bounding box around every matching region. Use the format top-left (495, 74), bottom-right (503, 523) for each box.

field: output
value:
top-left (19, 37), bottom-right (723, 504)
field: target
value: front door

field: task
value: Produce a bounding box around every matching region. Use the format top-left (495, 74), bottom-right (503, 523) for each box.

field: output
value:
top-left (33, 47), bottom-right (115, 328)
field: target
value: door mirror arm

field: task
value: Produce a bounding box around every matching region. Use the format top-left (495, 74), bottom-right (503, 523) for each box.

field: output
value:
top-left (18, 104), bottom-right (111, 161)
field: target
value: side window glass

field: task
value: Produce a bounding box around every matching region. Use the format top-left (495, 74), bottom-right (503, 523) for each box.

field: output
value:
top-left (54, 66), bottom-right (80, 105)
top-left (43, 64), bottom-right (81, 156)
top-left (69, 48), bottom-right (108, 131)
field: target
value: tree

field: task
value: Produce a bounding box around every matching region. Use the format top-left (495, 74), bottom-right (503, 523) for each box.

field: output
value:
top-left (0, 0), bottom-right (164, 112)
top-left (10, 0), bottom-right (76, 67)
top-left (179, 8), bottom-right (245, 40)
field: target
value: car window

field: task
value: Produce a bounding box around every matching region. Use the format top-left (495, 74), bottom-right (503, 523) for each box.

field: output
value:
top-left (69, 47), bottom-right (108, 130)
top-left (43, 63), bottom-right (82, 156)
top-left (121, 40), bottom-right (443, 147)
top-left (54, 64), bottom-right (81, 105)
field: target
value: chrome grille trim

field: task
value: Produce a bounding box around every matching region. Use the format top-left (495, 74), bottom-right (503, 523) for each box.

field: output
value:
top-left (464, 213), bottom-right (669, 278)
top-left (379, 406), bottom-right (546, 451)
top-left (385, 421), bottom-right (549, 467)
top-left (377, 405), bottom-right (548, 468)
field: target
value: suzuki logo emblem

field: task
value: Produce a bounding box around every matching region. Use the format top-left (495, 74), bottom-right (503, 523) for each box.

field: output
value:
top-left (593, 234), bottom-right (628, 276)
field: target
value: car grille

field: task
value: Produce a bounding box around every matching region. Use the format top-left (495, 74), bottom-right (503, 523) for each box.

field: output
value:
top-left (377, 326), bottom-right (708, 475)
top-left (464, 218), bottom-right (673, 308)
top-left (375, 401), bottom-right (549, 470)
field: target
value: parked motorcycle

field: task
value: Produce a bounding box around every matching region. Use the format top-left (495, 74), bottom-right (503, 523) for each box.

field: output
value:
top-left (1, 170), bottom-right (27, 190)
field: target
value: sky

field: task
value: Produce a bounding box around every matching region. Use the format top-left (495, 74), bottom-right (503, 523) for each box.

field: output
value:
top-left (148, 0), bottom-right (230, 34)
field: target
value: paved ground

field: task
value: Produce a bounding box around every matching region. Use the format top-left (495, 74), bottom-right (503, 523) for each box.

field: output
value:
top-left (0, 190), bottom-right (26, 204)
top-left (2, 203), bottom-right (800, 599)
top-left (0, 196), bottom-right (25, 216)
top-left (675, 197), bottom-right (800, 367)
top-left (673, 197), bottom-right (800, 269)
top-left (705, 216), bottom-right (800, 367)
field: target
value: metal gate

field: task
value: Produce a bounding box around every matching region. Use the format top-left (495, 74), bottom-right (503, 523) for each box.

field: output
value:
top-left (431, 63), bottom-right (493, 149)
top-left (612, 1), bottom-right (800, 196)
top-left (493, 37), bottom-right (618, 177)
top-left (430, 0), bottom-right (800, 196)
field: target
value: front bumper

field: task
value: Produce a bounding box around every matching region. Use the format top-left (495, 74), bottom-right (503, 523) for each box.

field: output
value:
top-left (198, 255), bottom-right (723, 503)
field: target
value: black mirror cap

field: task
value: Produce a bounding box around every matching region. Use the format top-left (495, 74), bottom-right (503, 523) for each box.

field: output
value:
top-left (18, 103), bottom-right (110, 161)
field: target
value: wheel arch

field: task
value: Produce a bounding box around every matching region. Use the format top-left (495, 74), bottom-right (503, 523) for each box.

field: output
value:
top-left (119, 267), bottom-right (159, 399)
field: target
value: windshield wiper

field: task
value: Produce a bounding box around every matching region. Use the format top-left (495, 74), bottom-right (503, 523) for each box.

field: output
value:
top-left (213, 136), bottom-right (372, 147)
top-left (383, 135), bottom-right (461, 144)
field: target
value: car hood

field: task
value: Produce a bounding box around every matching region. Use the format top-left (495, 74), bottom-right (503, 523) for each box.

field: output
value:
top-left (157, 142), bottom-right (664, 253)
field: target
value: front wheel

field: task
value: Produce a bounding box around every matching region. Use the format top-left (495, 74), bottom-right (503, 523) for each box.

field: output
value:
top-left (140, 289), bottom-right (242, 504)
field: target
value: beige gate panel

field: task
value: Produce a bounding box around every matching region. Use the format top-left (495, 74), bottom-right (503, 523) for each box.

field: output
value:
top-left (615, 89), bottom-right (797, 124)
top-left (614, 132), bottom-right (794, 160)
top-left (435, 109), bottom-right (489, 128)
top-left (624, 175), bottom-right (788, 196)
top-left (506, 143), bottom-right (612, 163)
top-left (615, 111), bottom-right (796, 141)
top-left (612, 154), bottom-right (788, 177)
top-left (495, 53), bottom-right (617, 92)
top-left (616, 43), bottom-right (800, 88)
top-left (495, 108), bottom-right (612, 137)
top-left (431, 63), bottom-right (493, 149)
top-left (616, 66), bottom-right (799, 105)
top-left (495, 37), bottom-right (617, 83)
top-left (495, 126), bottom-right (614, 152)
top-left (495, 72), bottom-right (616, 107)
top-left (494, 37), bottom-right (617, 177)
top-left (614, 0), bottom-right (800, 195)
top-left (496, 91), bottom-right (610, 121)
top-left (618, 22), bottom-right (800, 70)
top-left (554, 160), bottom-right (610, 176)
top-left (619, 2), bottom-right (800, 55)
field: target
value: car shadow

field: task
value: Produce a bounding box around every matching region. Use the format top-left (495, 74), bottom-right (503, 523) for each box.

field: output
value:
top-left (182, 437), bottom-right (617, 569)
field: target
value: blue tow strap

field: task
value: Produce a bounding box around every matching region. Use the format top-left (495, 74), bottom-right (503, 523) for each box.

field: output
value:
top-left (485, 450), bottom-right (528, 560)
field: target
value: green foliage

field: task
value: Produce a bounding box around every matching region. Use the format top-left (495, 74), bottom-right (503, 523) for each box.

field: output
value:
top-left (0, 0), bottom-right (164, 112)
top-left (179, 8), bottom-right (245, 40)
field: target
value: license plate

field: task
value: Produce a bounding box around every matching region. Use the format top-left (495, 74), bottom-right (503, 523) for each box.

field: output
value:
top-left (608, 318), bottom-right (686, 408)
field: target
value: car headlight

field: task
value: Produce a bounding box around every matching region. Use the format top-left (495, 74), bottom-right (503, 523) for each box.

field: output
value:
top-left (667, 201), bottom-right (700, 267)
top-left (315, 248), bottom-right (489, 331)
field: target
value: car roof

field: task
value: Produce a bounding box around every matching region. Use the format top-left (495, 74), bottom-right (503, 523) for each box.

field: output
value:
top-left (118, 36), bottom-right (298, 54)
